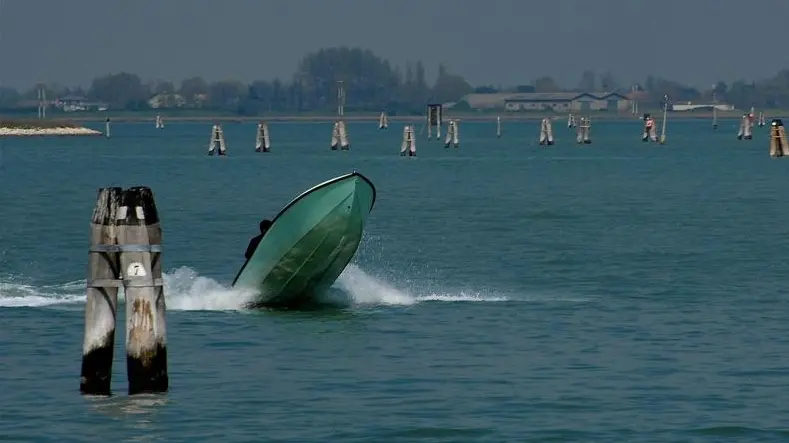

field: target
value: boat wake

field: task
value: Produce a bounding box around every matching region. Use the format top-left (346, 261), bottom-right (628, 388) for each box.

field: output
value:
top-left (0, 264), bottom-right (509, 311)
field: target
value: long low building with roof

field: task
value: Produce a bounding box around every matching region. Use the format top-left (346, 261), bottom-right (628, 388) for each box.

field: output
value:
top-left (459, 92), bottom-right (631, 112)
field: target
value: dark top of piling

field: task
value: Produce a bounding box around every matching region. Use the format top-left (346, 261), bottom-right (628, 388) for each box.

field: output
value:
top-left (118, 187), bottom-right (160, 225)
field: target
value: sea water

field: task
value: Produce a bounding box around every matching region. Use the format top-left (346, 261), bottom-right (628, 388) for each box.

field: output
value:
top-left (1, 119), bottom-right (788, 442)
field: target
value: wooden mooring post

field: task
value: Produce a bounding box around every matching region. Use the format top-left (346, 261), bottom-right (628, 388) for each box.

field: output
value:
top-left (80, 186), bottom-right (168, 396)
top-left (769, 119), bottom-right (789, 158)
top-left (80, 187), bottom-right (122, 395)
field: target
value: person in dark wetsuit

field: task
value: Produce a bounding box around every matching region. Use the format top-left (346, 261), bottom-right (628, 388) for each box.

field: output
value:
top-left (244, 219), bottom-right (272, 260)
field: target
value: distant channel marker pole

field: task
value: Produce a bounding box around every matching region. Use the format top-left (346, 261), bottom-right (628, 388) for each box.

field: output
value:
top-left (80, 186), bottom-right (169, 396)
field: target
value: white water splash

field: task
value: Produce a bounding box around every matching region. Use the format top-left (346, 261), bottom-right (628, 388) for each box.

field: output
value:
top-left (333, 264), bottom-right (416, 305)
top-left (161, 267), bottom-right (257, 311)
top-left (417, 292), bottom-right (510, 302)
top-left (334, 264), bottom-right (511, 304)
top-left (0, 264), bottom-right (510, 310)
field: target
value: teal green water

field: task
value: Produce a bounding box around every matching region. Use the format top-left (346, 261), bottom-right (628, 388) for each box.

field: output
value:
top-left (2, 118), bottom-right (789, 442)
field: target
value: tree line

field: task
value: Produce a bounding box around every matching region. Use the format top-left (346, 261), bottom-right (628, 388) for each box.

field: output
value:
top-left (0, 47), bottom-right (785, 115)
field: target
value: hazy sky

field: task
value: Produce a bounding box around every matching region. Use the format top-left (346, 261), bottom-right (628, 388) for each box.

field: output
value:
top-left (1, 0), bottom-right (786, 90)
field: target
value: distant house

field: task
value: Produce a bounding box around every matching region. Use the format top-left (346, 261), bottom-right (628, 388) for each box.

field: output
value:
top-left (460, 93), bottom-right (520, 110)
top-left (54, 95), bottom-right (108, 112)
top-left (193, 93), bottom-right (208, 107)
top-left (165, 92), bottom-right (208, 109)
top-left (504, 92), bottom-right (630, 112)
top-left (459, 92), bottom-right (631, 112)
top-left (147, 93), bottom-right (187, 109)
top-left (670, 102), bottom-right (735, 112)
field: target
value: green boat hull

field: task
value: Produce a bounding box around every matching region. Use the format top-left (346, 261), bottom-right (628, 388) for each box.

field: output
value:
top-left (231, 171), bottom-right (376, 307)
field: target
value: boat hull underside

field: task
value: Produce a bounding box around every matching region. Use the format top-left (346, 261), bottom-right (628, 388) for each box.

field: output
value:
top-left (246, 201), bottom-right (363, 308)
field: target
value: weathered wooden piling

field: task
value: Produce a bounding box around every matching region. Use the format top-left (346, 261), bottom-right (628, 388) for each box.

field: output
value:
top-left (539, 118), bottom-right (554, 146)
top-left (330, 121), bottom-right (350, 150)
top-left (444, 120), bottom-right (459, 148)
top-left (81, 187), bottom-right (169, 396)
top-left (769, 119), bottom-right (789, 158)
top-left (426, 104), bottom-right (442, 140)
top-left (330, 121), bottom-right (339, 150)
top-left (737, 114), bottom-right (753, 140)
top-left (642, 114), bottom-right (657, 142)
top-left (659, 95), bottom-right (669, 144)
top-left (208, 124), bottom-right (227, 155)
top-left (81, 187), bottom-right (122, 395)
top-left (407, 126), bottom-right (416, 156)
top-left (567, 113), bottom-right (576, 129)
top-left (400, 125), bottom-right (410, 156)
top-left (400, 125), bottom-right (416, 156)
top-left (117, 187), bottom-right (168, 395)
top-left (329, 81), bottom-right (350, 150)
top-left (576, 117), bottom-right (591, 144)
top-left (338, 121), bottom-right (349, 150)
top-left (255, 122), bottom-right (271, 152)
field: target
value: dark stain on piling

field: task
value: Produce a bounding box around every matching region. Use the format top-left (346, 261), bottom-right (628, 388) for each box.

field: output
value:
top-left (79, 333), bottom-right (115, 396)
top-left (127, 298), bottom-right (168, 395)
top-left (127, 343), bottom-right (169, 395)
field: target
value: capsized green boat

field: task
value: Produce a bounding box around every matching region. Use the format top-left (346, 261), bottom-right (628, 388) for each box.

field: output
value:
top-left (231, 171), bottom-right (376, 307)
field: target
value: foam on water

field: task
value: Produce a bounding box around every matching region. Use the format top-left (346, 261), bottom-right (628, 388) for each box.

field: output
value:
top-left (0, 264), bottom-right (510, 310)
top-left (333, 264), bottom-right (417, 306)
top-left (0, 278), bottom-right (84, 307)
top-left (336, 264), bottom-right (512, 304)
top-left (162, 267), bottom-right (257, 311)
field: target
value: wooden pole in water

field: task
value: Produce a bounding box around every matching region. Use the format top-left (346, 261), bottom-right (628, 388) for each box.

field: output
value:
top-left (769, 119), bottom-right (789, 158)
top-left (81, 187), bottom-right (122, 395)
top-left (117, 187), bottom-right (168, 395)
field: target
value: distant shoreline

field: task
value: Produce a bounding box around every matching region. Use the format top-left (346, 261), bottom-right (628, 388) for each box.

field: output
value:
top-left (0, 111), bottom-right (778, 126)
top-left (58, 111), bottom-right (780, 123)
